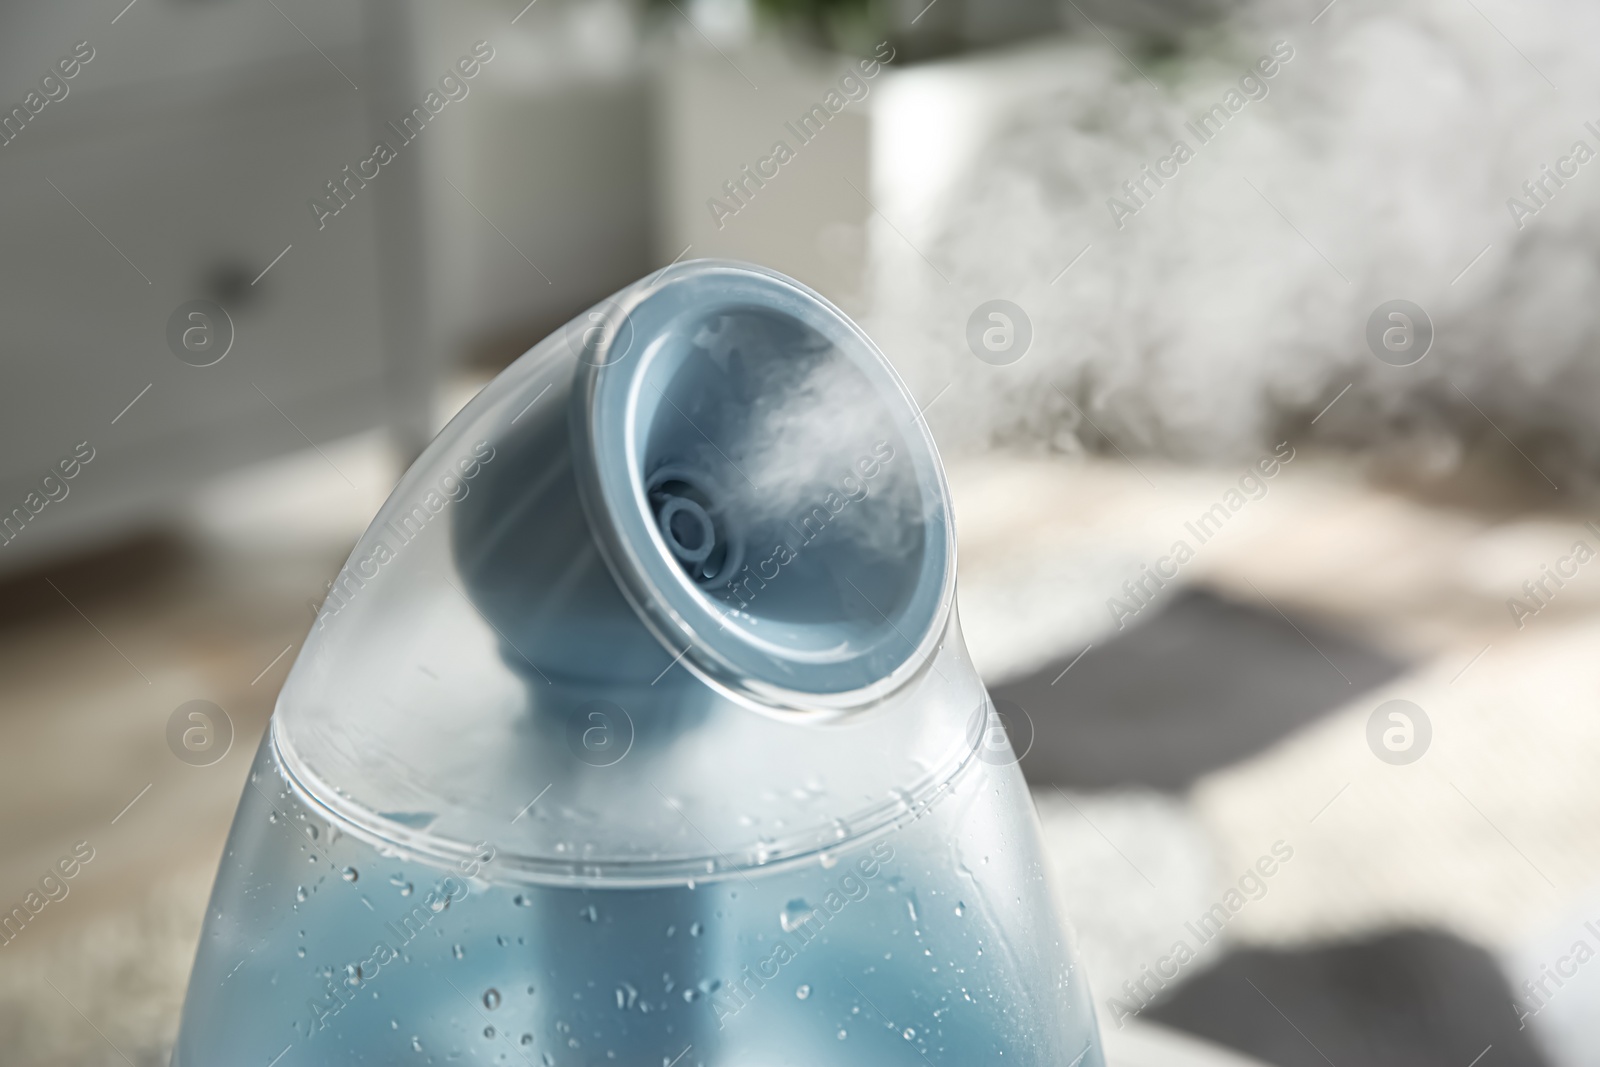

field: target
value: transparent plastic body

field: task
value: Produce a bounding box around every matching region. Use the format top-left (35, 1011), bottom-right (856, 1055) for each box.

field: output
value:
top-left (173, 261), bottom-right (1104, 1066)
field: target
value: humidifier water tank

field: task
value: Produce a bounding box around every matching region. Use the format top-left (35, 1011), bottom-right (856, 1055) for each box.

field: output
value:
top-left (172, 260), bottom-right (1104, 1066)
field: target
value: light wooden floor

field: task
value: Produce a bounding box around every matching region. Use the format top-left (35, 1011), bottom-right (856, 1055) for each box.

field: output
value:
top-left (1, 427), bottom-right (1594, 1064)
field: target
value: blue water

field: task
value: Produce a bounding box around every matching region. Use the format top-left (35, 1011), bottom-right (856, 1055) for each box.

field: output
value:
top-left (174, 738), bottom-right (1104, 1066)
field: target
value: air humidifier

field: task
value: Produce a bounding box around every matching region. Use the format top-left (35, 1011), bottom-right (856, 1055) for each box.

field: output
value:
top-left (173, 260), bottom-right (1105, 1066)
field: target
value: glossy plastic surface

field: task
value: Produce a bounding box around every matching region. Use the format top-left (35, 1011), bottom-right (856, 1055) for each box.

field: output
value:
top-left (172, 261), bottom-right (1105, 1066)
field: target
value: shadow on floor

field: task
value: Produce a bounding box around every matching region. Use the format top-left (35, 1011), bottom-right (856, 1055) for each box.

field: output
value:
top-left (993, 587), bottom-right (1407, 792)
top-left (1144, 929), bottom-right (1548, 1067)
top-left (0, 531), bottom-right (191, 638)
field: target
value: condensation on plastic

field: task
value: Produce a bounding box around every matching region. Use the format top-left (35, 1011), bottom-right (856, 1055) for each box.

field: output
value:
top-left (174, 262), bottom-right (1107, 1067)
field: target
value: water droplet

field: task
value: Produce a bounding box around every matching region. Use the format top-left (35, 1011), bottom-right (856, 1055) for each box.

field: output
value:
top-left (341, 866), bottom-right (358, 883)
top-left (295, 886), bottom-right (308, 903)
top-left (483, 988), bottom-right (501, 1010)
top-left (837, 1029), bottom-right (848, 1040)
top-left (399, 882), bottom-right (413, 897)
top-left (954, 901), bottom-right (966, 917)
top-left (906, 899), bottom-right (919, 923)
top-left (296, 946), bottom-right (306, 958)
top-left (521, 1033), bottom-right (534, 1046)
top-left (452, 944), bottom-right (464, 959)
top-left (903, 1028), bottom-right (916, 1040)
top-left (306, 825), bottom-right (319, 840)
top-left (688, 922), bottom-right (703, 937)
top-left (390, 1019), bottom-right (398, 1030)
top-left (780, 899), bottom-right (815, 933)
top-left (410, 1036), bottom-right (423, 1052)
top-left (795, 984), bottom-right (811, 1000)
top-left (615, 982), bottom-right (638, 1010)
top-left (483, 1025), bottom-right (495, 1039)
top-left (267, 811), bottom-right (278, 823)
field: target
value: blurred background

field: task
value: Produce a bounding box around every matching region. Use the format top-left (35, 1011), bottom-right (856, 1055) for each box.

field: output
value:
top-left (3, 0), bottom-right (1598, 1063)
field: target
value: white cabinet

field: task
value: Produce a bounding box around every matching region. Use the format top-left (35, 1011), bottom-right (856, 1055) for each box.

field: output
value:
top-left (0, 0), bottom-right (432, 570)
